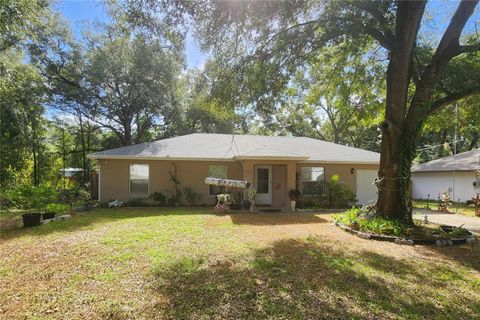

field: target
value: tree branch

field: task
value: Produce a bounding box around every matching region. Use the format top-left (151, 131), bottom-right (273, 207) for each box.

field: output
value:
top-left (406, 0), bottom-right (478, 126)
top-left (430, 88), bottom-right (480, 113)
top-left (457, 42), bottom-right (480, 55)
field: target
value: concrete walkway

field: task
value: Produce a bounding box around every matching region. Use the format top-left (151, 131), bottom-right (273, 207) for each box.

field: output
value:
top-left (413, 209), bottom-right (480, 233)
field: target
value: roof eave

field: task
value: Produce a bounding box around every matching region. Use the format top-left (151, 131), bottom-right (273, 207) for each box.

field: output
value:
top-left (87, 155), bottom-right (236, 161)
top-left (234, 156), bottom-right (310, 161)
top-left (298, 160), bottom-right (379, 165)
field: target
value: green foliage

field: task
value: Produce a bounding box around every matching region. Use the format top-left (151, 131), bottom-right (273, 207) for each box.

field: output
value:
top-left (125, 198), bottom-right (143, 207)
top-left (0, 0), bottom-right (50, 51)
top-left (59, 186), bottom-right (91, 209)
top-left (1, 184), bottom-right (57, 212)
top-left (334, 208), bottom-right (408, 236)
top-left (333, 208), bottom-right (362, 226)
top-left (149, 192), bottom-right (166, 206)
top-left (46, 203), bottom-right (69, 214)
top-left (322, 175), bottom-right (356, 208)
top-left (183, 187), bottom-right (201, 206)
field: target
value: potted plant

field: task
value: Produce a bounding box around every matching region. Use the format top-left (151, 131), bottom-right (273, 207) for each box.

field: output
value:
top-left (44, 203), bottom-right (68, 220)
top-left (288, 188), bottom-right (302, 211)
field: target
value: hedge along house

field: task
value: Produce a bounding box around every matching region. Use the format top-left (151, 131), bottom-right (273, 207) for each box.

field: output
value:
top-left (411, 148), bottom-right (480, 202)
top-left (87, 133), bottom-right (380, 208)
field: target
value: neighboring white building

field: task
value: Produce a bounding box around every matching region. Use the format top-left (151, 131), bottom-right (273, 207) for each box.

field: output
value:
top-left (411, 148), bottom-right (480, 202)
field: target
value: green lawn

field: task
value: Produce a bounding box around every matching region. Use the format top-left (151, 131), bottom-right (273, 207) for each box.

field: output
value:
top-left (1, 208), bottom-right (479, 319)
top-left (414, 199), bottom-right (478, 216)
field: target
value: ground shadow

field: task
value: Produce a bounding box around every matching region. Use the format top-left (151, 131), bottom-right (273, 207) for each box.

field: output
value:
top-left (419, 242), bottom-right (480, 272)
top-left (148, 238), bottom-right (480, 319)
top-left (229, 213), bottom-right (328, 225)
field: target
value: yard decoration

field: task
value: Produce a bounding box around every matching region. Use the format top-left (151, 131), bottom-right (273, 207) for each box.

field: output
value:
top-left (108, 200), bottom-right (124, 207)
top-left (204, 177), bottom-right (248, 189)
top-left (205, 178), bottom-right (256, 213)
top-left (437, 192), bottom-right (452, 213)
top-left (471, 194), bottom-right (480, 217)
top-left (214, 193), bottom-right (234, 213)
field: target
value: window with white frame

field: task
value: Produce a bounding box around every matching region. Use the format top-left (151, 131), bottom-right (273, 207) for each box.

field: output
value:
top-left (129, 164), bottom-right (149, 197)
top-left (300, 167), bottom-right (325, 195)
top-left (208, 165), bottom-right (227, 195)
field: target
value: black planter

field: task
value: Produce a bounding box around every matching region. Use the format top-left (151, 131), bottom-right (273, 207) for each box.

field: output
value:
top-left (42, 212), bottom-right (56, 220)
top-left (22, 212), bottom-right (42, 227)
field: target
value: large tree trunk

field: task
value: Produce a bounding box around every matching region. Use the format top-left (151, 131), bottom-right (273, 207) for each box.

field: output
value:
top-left (375, 1), bottom-right (426, 222)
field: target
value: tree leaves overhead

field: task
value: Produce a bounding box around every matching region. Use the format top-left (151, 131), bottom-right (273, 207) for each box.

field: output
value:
top-left (0, 0), bottom-right (49, 52)
top-left (34, 4), bottom-right (184, 146)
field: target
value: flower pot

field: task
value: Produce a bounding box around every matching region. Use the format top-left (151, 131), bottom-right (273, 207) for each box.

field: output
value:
top-left (290, 200), bottom-right (296, 211)
top-left (42, 212), bottom-right (56, 220)
top-left (22, 212), bottom-right (42, 227)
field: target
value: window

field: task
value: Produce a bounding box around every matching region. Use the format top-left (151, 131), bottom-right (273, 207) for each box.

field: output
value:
top-left (300, 167), bottom-right (325, 195)
top-left (129, 164), bottom-right (149, 197)
top-left (208, 165), bottom-right (227, 195)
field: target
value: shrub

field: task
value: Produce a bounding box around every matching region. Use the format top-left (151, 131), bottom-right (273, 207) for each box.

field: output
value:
top-left (4, 184), bottom-right (57, 212)
top-left (183, 187), bottom-right (201, 206)
top-left (59, 186), bottom-right (91, 210)
top-left (334, 208), bottom-right (408, 236)
top-left (149, 192), bottom-right (166, 206)
top-left (125, 198), bottom-right (143, 207)
top-left (46, 203), bottom-right (69, 214)
top-left (322, 175), bottom-right (356, 208)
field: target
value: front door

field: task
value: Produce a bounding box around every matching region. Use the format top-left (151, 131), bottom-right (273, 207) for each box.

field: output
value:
top-left (255, 165), bottom-right (272, 205)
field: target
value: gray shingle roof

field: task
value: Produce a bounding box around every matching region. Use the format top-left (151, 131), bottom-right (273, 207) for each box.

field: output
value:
top-left (87, 133), bottom-right (380, 164)
top-left (411, 148), bottom-right (480, 172)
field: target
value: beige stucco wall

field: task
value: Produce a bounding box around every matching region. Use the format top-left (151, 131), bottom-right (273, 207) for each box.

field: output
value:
top-left (98, 158), bottom-right (378, 206)
top-left (98, 159), bottom-right (243, 203)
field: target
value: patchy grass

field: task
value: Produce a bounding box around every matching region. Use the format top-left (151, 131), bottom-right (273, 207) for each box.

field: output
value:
top-left (1, 208), bottom-right (479, 319)
top-left (414, 199), bottom-right (477, 217)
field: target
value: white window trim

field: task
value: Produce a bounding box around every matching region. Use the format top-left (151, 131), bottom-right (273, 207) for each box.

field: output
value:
top-left (300, 166), bottom-right (325, 196)
top-left (129, 163), bottom-right (150, 198)
top-left (208, 164), bottom-right (228, 196)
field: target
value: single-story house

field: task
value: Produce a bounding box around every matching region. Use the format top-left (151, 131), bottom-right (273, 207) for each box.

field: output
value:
top-left (411, 148), bottom-right (480, 202)
top-left (87, 133), bottom-right (380, 208)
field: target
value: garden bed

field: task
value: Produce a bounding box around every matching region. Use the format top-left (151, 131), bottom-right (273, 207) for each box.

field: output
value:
top-left (335, 222), bottom-right (477, 246)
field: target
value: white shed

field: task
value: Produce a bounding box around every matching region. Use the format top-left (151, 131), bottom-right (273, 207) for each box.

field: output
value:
top-left (411, 148), bottom-right (480, 202)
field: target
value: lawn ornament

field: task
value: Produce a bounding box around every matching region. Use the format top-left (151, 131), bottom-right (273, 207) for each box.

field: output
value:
top-left (471, 194), bottom-right (480, 217)
top-left (437, 192), bottom-right (452, 213)
top-left (108, 200), bottom-right (124, 208)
